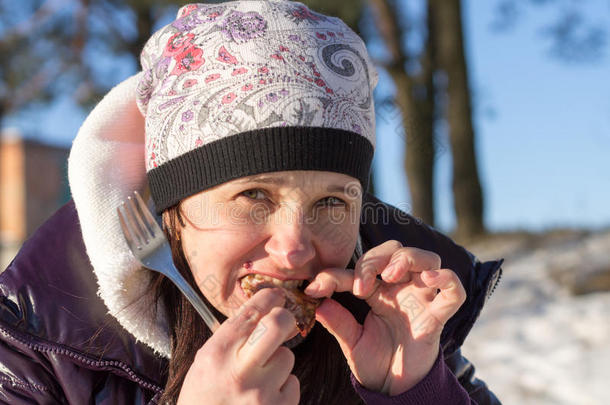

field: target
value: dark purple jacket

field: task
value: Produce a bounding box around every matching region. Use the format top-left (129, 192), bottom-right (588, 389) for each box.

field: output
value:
top-left (0, 196), bottom-right (502, 404)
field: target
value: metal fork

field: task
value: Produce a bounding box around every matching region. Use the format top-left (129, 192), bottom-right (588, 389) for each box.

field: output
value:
top-left (117, 191), bottom-right (220, 333)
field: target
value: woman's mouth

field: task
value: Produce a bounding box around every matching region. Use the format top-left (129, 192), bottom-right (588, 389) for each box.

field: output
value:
top-left (239, 273), bottom-right (306, 291)
top-left (239, 273), bottom-right (319, 338)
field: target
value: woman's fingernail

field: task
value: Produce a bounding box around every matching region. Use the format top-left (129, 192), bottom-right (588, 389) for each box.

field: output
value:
top-left (354, 278), bottom-right (362, 295)
top-left (270, 287), bottom-right (285, 301)
top-left (258, 288), bottom-right (284, 307)
top-left (304, 281), bottom-right (320, 295)
top-left (427, 270), bottom-right (440, 278)
top-left (382, 263), bottom-right (397, 279)
top-left (360, 273), bottom-right (373, 294)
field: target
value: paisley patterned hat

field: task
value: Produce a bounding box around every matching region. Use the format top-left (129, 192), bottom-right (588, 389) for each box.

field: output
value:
top-left (137, 0), bottom-right (378, 213)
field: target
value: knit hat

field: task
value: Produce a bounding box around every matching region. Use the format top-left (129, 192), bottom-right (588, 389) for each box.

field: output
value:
top-left (136, 0), bottom-right (378, 213)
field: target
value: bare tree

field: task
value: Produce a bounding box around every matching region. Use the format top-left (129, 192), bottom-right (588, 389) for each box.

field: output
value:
top-left (0, 0), bottom-right (179, 131)
top-left (429, 0), bottom-right (484, 238)
top-left (367, 0), bottom-right (486, 238)
top-left (369, 0), bottom-right (437, 226)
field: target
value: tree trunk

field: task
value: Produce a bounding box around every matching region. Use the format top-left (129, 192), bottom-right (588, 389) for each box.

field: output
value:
top-left (429, 0), bottom-right (485, 239)
top-left (394, 68), bottom-right (435, 226)
top-left (369, 0), bottom-right (436, 226)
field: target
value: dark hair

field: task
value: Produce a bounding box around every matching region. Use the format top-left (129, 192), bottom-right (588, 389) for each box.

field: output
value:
top-left (151, 204), bottom-right (369, 404)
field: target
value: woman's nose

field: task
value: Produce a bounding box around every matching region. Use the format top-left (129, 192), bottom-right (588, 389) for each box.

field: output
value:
top-left (264, 205), bottom-right (315, 269)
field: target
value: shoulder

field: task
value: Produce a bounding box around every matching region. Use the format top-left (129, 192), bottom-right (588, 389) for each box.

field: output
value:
top-left (0, 200), bottom-right (165, 402)
top-left (359, 193), bottom-right (503, 355)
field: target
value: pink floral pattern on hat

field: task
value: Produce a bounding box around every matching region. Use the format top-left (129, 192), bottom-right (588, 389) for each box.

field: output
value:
top-left (137, 1), bottom-right (378, 171)
top-left (220, 10), bottom-right (267, 43)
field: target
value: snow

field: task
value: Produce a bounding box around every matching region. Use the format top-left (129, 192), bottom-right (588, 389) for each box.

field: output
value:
top-left (461, 231), bottom-right (610, 405)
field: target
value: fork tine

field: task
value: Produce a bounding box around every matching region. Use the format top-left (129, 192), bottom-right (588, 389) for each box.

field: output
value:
top-left (121, 198), bottom-right (147, 248)
top-left (127, 195), bottom-right (154, 242)
top-left (134, 191), bottom-right (162, 236)
top-left (117, 203), bottom-right (140, 251)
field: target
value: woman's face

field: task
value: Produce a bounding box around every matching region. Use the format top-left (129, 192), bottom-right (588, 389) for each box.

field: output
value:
top-left (177, 170), bottom-right (362, 318)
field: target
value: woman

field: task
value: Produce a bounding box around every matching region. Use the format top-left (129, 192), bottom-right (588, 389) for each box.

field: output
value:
top-left (0, 1), bottom-right (503, 404)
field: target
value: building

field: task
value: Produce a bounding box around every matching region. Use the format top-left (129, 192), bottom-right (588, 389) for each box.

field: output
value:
top-left (1, 129), bottom-right (70, 270)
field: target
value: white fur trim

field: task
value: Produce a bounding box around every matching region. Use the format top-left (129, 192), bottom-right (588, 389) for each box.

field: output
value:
top-left (68, 73), bottom-right (171, 358)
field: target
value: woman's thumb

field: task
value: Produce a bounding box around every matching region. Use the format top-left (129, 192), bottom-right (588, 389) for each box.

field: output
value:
top-left (315, 298), bottom-right (362, 357)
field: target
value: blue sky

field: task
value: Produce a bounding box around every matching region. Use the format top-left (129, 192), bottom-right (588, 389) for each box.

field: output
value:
top-left (5, 0), bottom-right (610, 233)
top-left (372, 0), bottom-right (610, 232)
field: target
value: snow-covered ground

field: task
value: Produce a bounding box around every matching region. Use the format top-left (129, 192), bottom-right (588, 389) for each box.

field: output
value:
top-left (462, 231), bottom-right (610, 405)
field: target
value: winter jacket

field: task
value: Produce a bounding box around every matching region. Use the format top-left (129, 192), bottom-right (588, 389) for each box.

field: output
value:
top-left (0, 194), bottom-right (503, 404)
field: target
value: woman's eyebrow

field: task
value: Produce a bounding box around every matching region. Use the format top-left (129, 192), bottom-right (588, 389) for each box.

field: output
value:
top-left (326, 185), bottom-right (349, 194)
top-left (234, 176), bottom-right (284, 185)
top-left (234, 177), bottom-right (351, 195)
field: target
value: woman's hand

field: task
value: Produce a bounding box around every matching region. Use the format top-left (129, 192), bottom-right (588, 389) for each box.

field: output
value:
top-left (305, 240), bottom-right (467, 396)
top-left (178, 288), bottom-right (299, 405)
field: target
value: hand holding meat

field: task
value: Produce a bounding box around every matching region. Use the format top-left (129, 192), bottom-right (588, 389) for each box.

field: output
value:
top-left (177, 288), bottom-right (299, 405)
top-left (305, 240), bottom-right (467, 396)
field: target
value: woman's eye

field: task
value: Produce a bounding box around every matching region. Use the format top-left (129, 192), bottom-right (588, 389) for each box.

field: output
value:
top-left (241, 189), bottom-right (267, 200)
top-left (318, 196), bottom-right (346, 207)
